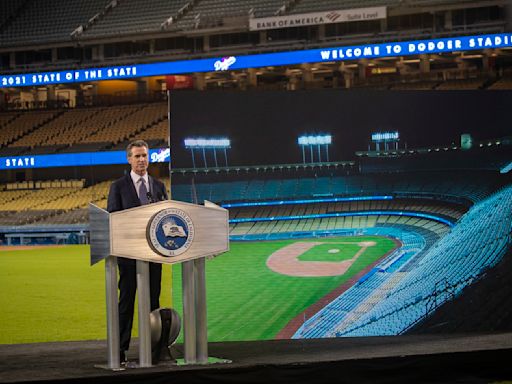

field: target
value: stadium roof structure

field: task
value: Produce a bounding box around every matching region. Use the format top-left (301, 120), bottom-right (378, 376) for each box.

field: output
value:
top-left (0, 0), bottom-right (507, 48)
top-left (0, 0), bottom-right (511, 93)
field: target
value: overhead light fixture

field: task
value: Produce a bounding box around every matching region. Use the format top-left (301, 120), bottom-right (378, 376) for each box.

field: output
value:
top-left (298, 135), bottom-right (332, 145)
top-left (184, 138), bottom-right (230, 148)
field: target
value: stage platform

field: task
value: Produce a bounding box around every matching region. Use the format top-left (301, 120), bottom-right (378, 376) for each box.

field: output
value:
top-left (1, 332), bottom-right (511, 384)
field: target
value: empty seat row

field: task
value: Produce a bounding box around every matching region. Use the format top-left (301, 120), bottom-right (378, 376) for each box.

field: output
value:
top-left (294, 184), bottom-right (512, 338)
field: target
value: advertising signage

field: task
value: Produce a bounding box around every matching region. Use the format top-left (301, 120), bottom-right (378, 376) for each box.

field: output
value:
top-left (0, 148), bottom-right (170, 170)
top-left (1, 33), bottom-right (511, 88)
top-left (249, 7), bottom-right (387, 31)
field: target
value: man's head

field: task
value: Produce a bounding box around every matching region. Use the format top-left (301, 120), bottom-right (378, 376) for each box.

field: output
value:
top-left (127, 140), bottom-right (149, 176)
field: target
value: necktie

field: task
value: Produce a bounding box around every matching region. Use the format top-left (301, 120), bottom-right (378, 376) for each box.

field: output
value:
top-left (138, 178), bottom-right (150, 205)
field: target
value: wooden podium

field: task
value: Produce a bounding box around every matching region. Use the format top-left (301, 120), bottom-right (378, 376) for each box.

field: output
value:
top-left (89, 199), bottom-right (229, 369)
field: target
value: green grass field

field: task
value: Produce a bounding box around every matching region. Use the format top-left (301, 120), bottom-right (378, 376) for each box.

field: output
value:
top-left (0, 245), bottom-right (173, 344)
top-left (0, 236), bottom-right (396, 344)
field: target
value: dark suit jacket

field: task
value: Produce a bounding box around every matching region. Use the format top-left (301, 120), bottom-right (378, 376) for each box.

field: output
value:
top-left (107, 173), bottom-right (168, 212)
top-left (107, 173), bottom-right (168, 265)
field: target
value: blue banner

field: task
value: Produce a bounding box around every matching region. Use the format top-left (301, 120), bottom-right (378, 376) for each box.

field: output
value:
top-left (1, 33), bottom-right (511, 88)
top-left (0, 147), bottom-right (170, 170)
top-left (222, 195), bottom-right (393, 208)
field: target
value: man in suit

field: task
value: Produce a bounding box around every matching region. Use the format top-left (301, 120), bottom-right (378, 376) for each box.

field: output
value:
top-left (107, 139), bottom-right (168, 364)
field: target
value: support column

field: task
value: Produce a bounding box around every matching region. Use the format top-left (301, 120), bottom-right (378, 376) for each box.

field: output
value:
top-left (9, 52), bottom-right (15, 69)
top-left (343, 73), bottom-right (352, 89)
top-left (0, 90), bottom-right (5, 109)
top-left (287, 74), bottom-right (299, 91)
top-left (301, 64), bottom-right (313, 88)
top-left (92, 44), bottom-right (104, 61)
top-left (420, 55), bottom-right (430, 74)
top-left (482, 50), bottom-right (495, 77)
top-left (137, 80), bottom-right (148, 97)
top-left (47, 85), bottom-right (56, 101)
top-left (247, 68), bottom-right (258, 88)
top-left (338, 63), bottom-right (351, 89)
top-left (46, 85), bottom-right (56, 108)
top-left (259, 30), bottom-right (267, 45)
top-left (203, 35), bottom-right (210, 52)
top-left (194, 258), bottom-right (208, 363)
top-left (193, 73), bottom-right (206, 90)
top-left (136, 260), bottom-right (152, 367)
top-left (358, 59), bottom-right (368, 81)
top-left (33, 87), bottom-right (42, 109)
top-left (482, 54), bottom-right (490, 72)
top-left (51, 48), bottom-right (58, 64)
top-left (380, 17), bottom-right (387, 32)
top-left (237, 73), bottom-right (248, 90)
top-left (182, 260), bottom-right (197, 363)
top-left (455, 57), bottom-right (468, 79)
top-left (317, 24), bottom-right (325, 41)
top-left (87, 83), bottom-right (98, 106)
top-left (506, 2), bottom-right (512, 32)
top-left (332, 69), bottom-right (341, 88)
top-left (444, 10), bottom-right (452, 30)
top-left (105, 257), bottom-right (120, 369)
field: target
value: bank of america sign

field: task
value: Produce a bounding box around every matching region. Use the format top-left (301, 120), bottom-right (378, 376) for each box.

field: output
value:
top-left (249, 7), bottom-right (386, 31)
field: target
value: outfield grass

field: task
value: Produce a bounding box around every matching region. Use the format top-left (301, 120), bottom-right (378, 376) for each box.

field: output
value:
top-left (172, 236), bottom-right (396, 342)
top-left (0, 245), bottom-right (172, 344)
top-left (0, 236), bottom-right (395, 344)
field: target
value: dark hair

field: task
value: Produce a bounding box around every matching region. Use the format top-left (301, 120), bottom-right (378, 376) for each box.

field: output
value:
top-left (126, 140), bottom-right (149, 157)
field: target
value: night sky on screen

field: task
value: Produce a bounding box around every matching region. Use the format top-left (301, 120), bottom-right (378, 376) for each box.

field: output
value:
top-left (170, 89), bottom-right (511, 168)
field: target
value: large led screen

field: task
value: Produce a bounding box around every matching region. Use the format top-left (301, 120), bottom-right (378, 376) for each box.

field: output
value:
top-left (170, 89), bottom-right (512, 341)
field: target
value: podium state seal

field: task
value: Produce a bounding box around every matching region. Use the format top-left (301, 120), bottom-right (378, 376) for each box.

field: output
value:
top-left (146, 208), bottom-right (195, 256)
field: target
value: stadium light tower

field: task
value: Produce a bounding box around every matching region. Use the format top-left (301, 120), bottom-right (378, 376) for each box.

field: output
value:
top-left (371, 131), bottom-right (399, 152)
top-left (184, 138), bottom-right (231, 168)
top-left (297, 135), bottom-right (332, 164)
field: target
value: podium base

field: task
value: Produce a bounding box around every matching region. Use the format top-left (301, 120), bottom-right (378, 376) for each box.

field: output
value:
top-left (94, 364), bottom-right (126, 371)
top-left (95, 357), bottom-right (230, 370)
top-left (95, 361), bottom-right (172, 370)
top-left (176, 356), bottom-right (232, 366)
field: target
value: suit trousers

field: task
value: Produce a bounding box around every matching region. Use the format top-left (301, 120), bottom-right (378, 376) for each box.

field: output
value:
top-left (118, 259), bottom-right (162, 352)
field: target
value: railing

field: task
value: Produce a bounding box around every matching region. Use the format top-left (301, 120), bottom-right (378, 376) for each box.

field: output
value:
top-left (401, 274), bottom-right (477, 334)
top-left (170, 160), bottom-right (356, 175)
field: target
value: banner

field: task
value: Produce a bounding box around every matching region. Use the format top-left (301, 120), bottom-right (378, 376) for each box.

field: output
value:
top-left (0, 147), bottom-right (170, 170)
top-left (1, 33), bottom-right (512, 88)
top-left (249, 7), bottom-right (386, 31)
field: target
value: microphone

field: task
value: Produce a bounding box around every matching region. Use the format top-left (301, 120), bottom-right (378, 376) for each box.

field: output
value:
top-left (146, 191), bottom-right (154, 203)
